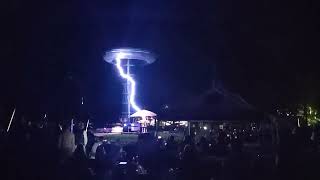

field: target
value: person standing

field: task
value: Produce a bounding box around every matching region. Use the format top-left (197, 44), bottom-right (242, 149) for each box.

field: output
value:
top-left (75, 122), bottom-right (88, 148)
top-left (58, 124), bottom-right (75, 161)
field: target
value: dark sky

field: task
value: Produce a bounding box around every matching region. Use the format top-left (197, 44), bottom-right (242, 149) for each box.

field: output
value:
top-left (1, 0), bottom-right (319, 124)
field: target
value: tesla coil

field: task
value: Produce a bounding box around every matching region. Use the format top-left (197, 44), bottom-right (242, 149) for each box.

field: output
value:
top-left (104, 48), bottom-right (156, 120)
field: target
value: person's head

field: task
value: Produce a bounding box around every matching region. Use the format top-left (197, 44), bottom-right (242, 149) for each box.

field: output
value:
top-left (103, 143), bottom-right (113, 155)
top-left (95, 145), bottom-right (106, 161)
top-left (183, 144), bottom-right (192, 152)
top-left (182, 144), bottom-right (195, 159)
top-left (157, 138), bottom-right (164, 145)
top-left (199, 136), bottom-right (206, 144)
top-left (168, 135), bottom-right (175, 142)
top-left (95, 136), bottom-right (104, 142)
top-left (184, 135), bottom-right (192, 144)
top-left (78, 121), bottom-right (85, 130)
top-left (62, 124), bottom-right (71, 132)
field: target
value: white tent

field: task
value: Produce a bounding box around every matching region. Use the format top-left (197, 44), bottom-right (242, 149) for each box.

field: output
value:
top-left (130, 109), bottom-right (157, 118)
top-left (130, 110), bottom-right (157, 127)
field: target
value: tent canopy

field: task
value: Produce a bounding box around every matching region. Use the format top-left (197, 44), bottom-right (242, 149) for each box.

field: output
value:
top-left (130, 109), bottom-right (157, 118)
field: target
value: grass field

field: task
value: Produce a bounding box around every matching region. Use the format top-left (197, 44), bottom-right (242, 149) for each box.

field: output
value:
top-left (94, 131), bottom-right (185, 145)
top-left (103, 133), bottom-right (139, 145)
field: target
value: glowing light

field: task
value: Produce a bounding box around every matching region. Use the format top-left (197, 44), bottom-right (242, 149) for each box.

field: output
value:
top-left (123, 123), bottom-right (127, 127)
top-left (203, 126), bottom-right (208, 130)
top-left (131, 123), bottom-right (135, 126)
top-left (179, 121), bottom-right (188, 127)
top-left (111, 126), bottom-right (123, 133)
top-left (115, 53), bottom-right (141, 112)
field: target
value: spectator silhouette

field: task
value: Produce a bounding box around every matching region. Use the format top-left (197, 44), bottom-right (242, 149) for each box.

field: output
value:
top-left (179, 144), bottom-right (199, 180)
top-left (67, 145), bottom-right (91, 180)
top-left (58, 124), bottom-right (75, 162)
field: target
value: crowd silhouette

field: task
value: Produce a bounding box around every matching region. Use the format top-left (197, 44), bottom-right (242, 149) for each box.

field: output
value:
top-left (1, 118), bottom-right (320, 180)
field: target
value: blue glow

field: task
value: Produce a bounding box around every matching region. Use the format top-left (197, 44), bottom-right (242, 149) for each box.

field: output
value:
top-left (124, 123), bottom-right (127, 127)
top-left (115, 53), bottom-right (141, 112)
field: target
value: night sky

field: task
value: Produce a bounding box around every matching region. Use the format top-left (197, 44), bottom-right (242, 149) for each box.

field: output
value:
top-left (1, 0), bottom-right (319, 124)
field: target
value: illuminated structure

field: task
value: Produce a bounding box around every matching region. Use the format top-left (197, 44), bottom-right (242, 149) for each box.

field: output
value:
top-left (104, 48), bottom-right (156, 120)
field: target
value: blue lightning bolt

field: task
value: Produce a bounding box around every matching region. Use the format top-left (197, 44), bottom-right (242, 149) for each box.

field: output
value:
top-left (115, 53), bottom-right (141, 112)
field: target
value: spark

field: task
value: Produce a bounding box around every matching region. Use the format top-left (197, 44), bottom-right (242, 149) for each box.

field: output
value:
top-left (115, 53), bottom-right (141, 112)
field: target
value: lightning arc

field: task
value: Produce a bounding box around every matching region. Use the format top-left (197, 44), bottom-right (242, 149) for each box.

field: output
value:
top-left (115, 53), bottom-right (141, 112)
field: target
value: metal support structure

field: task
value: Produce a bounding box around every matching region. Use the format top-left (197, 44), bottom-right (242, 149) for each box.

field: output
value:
top-left (104, 48), bottom-right (156, 122)
top-left (121, 59), bottom-right (133, 120)
top-left (126, 59), bottom-right (131, 119)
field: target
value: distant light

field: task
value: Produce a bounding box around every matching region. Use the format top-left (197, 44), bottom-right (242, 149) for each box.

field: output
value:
top-left (157, 136), bottom-right (162, 139)
top-left (203, 126), bottom-right (207, 130)
top-left (123, 123), bottom-right (127, 127)
top-left (111, 126), bottom-right (123, 133)
top-left (179, 121), bottom-right (188, 127)
top-left (131, 123), bottom-right (135, 126)
top-left (81, 97), bottom-right (84, 105)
